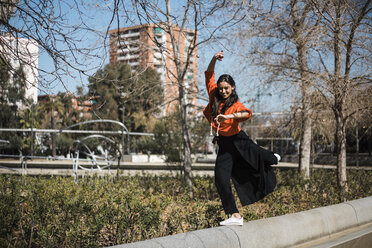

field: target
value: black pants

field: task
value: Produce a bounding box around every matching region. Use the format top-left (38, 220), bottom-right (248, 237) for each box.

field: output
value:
top-left (215, 135), bottom-right (246, 214)
top-left (214, 133), bottom-right (276, 215)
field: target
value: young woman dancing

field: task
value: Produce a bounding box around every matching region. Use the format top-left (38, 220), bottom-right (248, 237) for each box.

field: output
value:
top-left (204, 51), bottom-right (280, 226)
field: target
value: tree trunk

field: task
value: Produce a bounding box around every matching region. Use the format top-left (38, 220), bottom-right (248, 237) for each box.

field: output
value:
top-left (298, 81), bottom-right (312, 179)
top-left (178, 76), bottom-right (193, 196)
top-left (291, 0), bottom-right (312, 179)
top-left (299, 106), bottom-right (312, 179)
top-left (333, 0), bottom-right (348, 196)
top-left (335, 110), bottom-right (348, 196)
top-left (338, 135), bottom-right (348, 195)
top-left (51, 114), bottom-right (56, 157)
top-left (165, 0), bottom-right (193, 196)
top-left (356, 128), bottom-right (359, 167)
top-left (180, 98), bottom-right (193, 196)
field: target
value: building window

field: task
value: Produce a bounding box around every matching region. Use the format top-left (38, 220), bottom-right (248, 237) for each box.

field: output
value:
top-left (154, 27), bottom-right (164, 34)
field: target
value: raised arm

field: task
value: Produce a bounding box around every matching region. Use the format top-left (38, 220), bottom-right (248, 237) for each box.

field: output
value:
top-left (206, 50), bottom-right (224, 72)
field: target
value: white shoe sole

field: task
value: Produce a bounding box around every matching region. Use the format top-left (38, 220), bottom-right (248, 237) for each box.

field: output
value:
top-left (220, 222), bottom-right (243, 226)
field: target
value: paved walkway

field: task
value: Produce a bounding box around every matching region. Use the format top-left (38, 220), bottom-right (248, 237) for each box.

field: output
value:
top-left (0, 159), bottom-right (371, 177)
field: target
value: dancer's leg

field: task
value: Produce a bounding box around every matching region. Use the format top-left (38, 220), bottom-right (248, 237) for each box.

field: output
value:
top-left (215, 150), bottom-right (239, 215)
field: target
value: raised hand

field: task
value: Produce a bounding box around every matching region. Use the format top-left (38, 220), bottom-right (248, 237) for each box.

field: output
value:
top-left (214, 50), bottom-right (224, 61)
top-left (207, 50), bottom-right (224, 72)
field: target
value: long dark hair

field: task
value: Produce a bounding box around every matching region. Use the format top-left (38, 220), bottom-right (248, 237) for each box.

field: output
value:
top-left (211, 74), bottom-right (239, 119)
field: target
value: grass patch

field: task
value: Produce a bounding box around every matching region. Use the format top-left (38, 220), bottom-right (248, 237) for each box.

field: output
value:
top-left (1, 169), bottom-right (371, 247)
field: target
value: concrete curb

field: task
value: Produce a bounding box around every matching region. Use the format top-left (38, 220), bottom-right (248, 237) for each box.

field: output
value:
top-left (110, 196), bottom-right (372, 248)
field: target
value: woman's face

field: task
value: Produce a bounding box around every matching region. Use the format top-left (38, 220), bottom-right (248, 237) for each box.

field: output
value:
top-left (218, 81), bottom-right (234, 99)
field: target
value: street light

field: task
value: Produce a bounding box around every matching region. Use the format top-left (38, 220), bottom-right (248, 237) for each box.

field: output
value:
top-left (120, 91), bottom-right (130, 154)
top-left (255, 89), bottom-right (272, 113)
top-left (30, 104), bottom-right (34, 157)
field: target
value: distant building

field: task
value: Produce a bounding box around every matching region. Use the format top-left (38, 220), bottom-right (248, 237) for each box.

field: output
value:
top-left (71, 95), bottom-right (98, 119)
top-left (71, 96), bottom-right (97, 112)
top-left (38, 94), bottom-right (98, 119)
top-left (108, 23), bottom-right (198, 116)
top-left (0, 35), bottom-right (39, 108)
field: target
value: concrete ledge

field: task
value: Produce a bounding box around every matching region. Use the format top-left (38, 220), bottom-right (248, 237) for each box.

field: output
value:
top-left (298, 223), bottom-right (372, 248)
top-left (110, 196), bottom-right (372, 248)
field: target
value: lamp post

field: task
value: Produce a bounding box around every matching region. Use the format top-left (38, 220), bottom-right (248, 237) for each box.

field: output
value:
top-left (120, 91), bottom-right (129, 155)
top-left (30, 103), bottom-right (34, 157)
top-left (252, 89), bottom-right (272, 143)
top-left (255, 89), bottom-right (272, 113)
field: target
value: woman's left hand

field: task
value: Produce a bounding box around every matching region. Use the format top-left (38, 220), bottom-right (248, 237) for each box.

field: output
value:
top-left (214, 114), bottom-right (229, 124)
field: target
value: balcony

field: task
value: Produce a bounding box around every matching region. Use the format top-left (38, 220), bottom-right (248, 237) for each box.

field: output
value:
top-left (153, 59), bottom-right (164, 66)
top-left (119, 47), bottom-right (140, 53)
top-left (118, 53), bottom-right (139, 61)
top-left (154, 52), bottom-right (162, 59)
top-left (118, 39), bottom-right (140, 47)
top-left (119, 52), bottom-right (139, 58)
top-left (129, 61), bottom-right (139, 66)
top-left (119, 32), bottom-right (140, 39)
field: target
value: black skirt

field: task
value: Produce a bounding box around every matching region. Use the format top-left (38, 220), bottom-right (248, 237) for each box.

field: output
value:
top-left (216, 131), bottom-right (277, 206)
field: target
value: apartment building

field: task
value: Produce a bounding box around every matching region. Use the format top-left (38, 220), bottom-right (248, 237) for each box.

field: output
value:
top-left (0, 35), bottom-right (39, 108)
top-left (108, 23), bottom-right (198, 116)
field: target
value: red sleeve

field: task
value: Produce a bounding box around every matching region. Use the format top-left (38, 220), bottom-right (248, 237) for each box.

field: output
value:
top-left (235, 101), bottom-right (252, 122)
top-left (205, 71), bottom-right (217, 102)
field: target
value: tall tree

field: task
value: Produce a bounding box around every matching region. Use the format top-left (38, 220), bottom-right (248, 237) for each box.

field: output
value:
top-left (88, 62), bottom-right (164, 133)
top-left (19, 104), bottom-right (42, 155)
top-left (233, 0), bottom-right (371, 190)
top-left (0, 57), bottom-right (28, 154)
top-left (40, 95), bottom-right (64, 157)
top-left (1, 0), bottom-right (110, 89)
top-left (231, 0), bottom-right (325, 178)
top-left (312, 0), bottom-right (372, 194)
top-left (123, 0), bottom-right (245, 194)
top-left (57, 92), bottom-right (80, 127)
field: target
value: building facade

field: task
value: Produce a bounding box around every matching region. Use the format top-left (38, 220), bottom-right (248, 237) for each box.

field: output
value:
top-left (38, 94), bottom-right (97, 119)
top-left (108, 24), bottom-right (198, 116)
top-left (0, 35), bottom-right (39, 108)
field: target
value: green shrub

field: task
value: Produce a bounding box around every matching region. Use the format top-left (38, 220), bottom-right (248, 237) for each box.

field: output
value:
top-left (0, 169), bottom-right (371, 247)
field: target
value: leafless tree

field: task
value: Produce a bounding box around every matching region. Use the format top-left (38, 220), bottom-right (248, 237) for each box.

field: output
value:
top-left (110, 0), bottom-right (245, 194)
top-left (229, 0), bottom-right (327, 179)
top-left (0, 0), bottom-right (111, 92)
top-left (231, 0), bottom-right (371, 191)
top-left (311, 0), bottom-right (372, 194)
top-left (348, 109), bottom-right (372, 167)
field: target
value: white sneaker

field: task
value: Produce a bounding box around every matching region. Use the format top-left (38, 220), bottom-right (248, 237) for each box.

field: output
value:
top-left (274, 153), bottom-right (281, 162)
top-left (219, 216), bottom-right (243, 226)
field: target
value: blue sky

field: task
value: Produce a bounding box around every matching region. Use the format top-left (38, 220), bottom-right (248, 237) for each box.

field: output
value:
top-left (36, 1), bottom-right (114, 95)
top-left (33, 0), bottom-right (286, 112)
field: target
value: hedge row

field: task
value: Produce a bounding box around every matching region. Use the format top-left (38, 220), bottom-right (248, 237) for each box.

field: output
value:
top-left (1, 169), bottom-right (371, 247)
